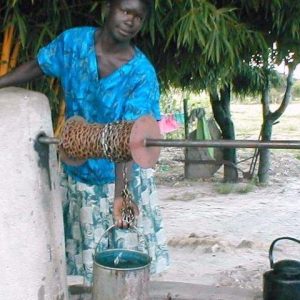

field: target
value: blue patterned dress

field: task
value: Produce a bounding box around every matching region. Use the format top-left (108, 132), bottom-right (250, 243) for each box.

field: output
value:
top-left (37, 26), bottom-right (169, 286)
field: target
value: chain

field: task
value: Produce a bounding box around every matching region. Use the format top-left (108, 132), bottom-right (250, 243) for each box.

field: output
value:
top-left (121, 163), bottom-right (135, 226)
top-left (59, 118), bottom-right (135, 163)
top-left (100, 121), bottom-right (132, 162)
top-left (101, 123), bottom-right (111, 159)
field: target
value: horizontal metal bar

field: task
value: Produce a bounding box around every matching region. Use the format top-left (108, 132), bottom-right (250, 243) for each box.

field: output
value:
top-left (38, 135), bottom-right (300, 150)
top-left (38, 136), bottom-right (59, 144)
top-left (145, 139), bottom-right (300, 149)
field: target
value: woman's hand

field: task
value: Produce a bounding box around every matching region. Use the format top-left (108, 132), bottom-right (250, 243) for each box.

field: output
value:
top-left (113, 196), bottom-right (139, 229)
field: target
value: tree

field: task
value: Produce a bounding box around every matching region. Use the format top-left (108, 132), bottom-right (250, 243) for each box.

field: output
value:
top-left (2, 0), bottom-right (266, 182)
top-left (142, 0), bottom-right (300, 183)
top-left (225, 0), bottom-right (300, 183)
top-left (139, 0), bottom-right (267, 182)
top-left (2, 0), bottom-right (300, 183)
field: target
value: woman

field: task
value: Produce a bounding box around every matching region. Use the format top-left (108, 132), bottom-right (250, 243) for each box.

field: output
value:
top-left (0, 0), bottom-right (169, 287)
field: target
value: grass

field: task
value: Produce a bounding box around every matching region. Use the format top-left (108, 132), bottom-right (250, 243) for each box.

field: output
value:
top-left (163, 89), bottom-right (300, 143)
top-left (214, 183), bottom-right (234, 194)
top-left (232, 102), bottom-right (300, 141)
top-left (214, 182), bottom-right (255, 194)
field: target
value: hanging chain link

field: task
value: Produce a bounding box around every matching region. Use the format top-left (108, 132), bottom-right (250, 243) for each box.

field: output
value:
top-left (101, 121), bottom-right (132, 162)
top-left (120, 164), bottom-right (135, 226)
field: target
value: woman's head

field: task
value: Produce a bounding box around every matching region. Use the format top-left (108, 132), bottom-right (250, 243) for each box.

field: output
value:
top-left (108, 0), bottom-right (152, 17)
top-left (104, 0), bottom-right (152, 43)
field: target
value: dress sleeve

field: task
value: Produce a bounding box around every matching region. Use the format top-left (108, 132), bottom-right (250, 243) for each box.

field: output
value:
top-left (36, 31), bottom-right (66, 78)
top-left (122, 67), bottom-right (161, 122)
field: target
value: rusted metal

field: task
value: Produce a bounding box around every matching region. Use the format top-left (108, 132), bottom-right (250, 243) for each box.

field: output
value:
top-left (145, 139), bottom-right (300, 149)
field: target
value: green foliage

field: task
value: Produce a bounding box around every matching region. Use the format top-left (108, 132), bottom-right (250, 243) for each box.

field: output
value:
top-left (214, 182), bottom-right (255, 194)
top-left (293, 80), bottom-right (300, 99)
top-left (1, 1), bottom-right (103, 58)
top-left (2, 0), bottom-right (300, 116)
top-left (214, 182), bottom-right (234, 194)
top-left (137, 1), bottom-right (270, 92)
top-left (236, 183), bottom-right (255, 194)
top-left (1, 0), bottom-right (105, 119)
top-left (165, 129), bottom-right (185, 140)
top-left (233, 67), bottom-right (285, 97)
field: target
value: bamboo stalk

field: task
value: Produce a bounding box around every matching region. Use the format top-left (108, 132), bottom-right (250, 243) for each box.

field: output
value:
top-left (54, 99), bottom-right (66, 137)
top-left (9, 40), bottom-right (21, 70)
top-left (49, 78), bottom-right (55, 89)
top-left (52, 79), bottom-right (66, 137)
top-left (0, 25), bottom-right (15, 76)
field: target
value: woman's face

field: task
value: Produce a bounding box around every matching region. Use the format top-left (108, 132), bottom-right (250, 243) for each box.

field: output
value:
top-left (105, 0), bottom-right (147, 43)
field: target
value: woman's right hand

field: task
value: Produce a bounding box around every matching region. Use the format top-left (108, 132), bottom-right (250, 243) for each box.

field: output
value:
top-left (113, 196), bottom-right (139, 229)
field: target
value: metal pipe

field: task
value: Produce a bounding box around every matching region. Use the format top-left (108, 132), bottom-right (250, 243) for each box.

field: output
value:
top-left (38, 135), bottom-right (300, 150)
top-left (38, 136), bottom-right (59, 144)
top-left (145, 139), bottom-right (300, 149)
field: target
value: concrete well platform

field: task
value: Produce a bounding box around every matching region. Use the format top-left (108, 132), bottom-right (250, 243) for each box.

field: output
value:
top-left (69, 281), bottom-right (262, 300)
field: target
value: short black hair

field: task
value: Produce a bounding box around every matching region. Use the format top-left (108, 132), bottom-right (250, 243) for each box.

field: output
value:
top-left (108, 0), bottom-right (153, 16)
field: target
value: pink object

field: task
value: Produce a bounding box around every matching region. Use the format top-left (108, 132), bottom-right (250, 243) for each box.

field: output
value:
top-left (158, 115), bottom-right (181, 134)
top-left (130, 115), bottom-right (162, 168)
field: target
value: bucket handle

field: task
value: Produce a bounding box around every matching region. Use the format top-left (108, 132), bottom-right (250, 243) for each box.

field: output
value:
top-left (94, 224), bottom-right (147, 255)
top-left (269, 236), bottom-right (300, 268)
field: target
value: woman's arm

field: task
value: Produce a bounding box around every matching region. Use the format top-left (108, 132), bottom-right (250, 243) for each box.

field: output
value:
top-left (0, 59), bottom-right (44, 89)
top-left (112, 63), bottom-right (160, 228)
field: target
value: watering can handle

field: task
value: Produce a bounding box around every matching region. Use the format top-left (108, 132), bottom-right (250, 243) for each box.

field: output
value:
top-left (94, 224), bottom-right (146, 255)
top-left (269, 236), bottom-right (300, 268)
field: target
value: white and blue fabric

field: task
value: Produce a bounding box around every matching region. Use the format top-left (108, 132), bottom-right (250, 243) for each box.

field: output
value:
top-left (36, 26), bottom-right (169, 286)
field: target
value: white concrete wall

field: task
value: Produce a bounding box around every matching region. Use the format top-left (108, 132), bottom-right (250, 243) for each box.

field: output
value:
top-left (0, 87), bottom-right (68, 300)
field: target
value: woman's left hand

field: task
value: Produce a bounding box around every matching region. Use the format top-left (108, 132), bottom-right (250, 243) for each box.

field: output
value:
top-left (113, 196), bottom-right (139, 229)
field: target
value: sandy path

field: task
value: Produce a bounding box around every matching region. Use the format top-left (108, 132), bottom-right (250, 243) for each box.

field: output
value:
top-left (153, 152), bottom-right (300, 291)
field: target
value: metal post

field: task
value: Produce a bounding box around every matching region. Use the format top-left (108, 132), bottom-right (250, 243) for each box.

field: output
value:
top-left (183, 98), bottom-right (189, 140)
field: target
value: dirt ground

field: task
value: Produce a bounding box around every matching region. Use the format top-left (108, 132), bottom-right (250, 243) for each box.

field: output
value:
top-left (152, 147), bottom-right (300, 292)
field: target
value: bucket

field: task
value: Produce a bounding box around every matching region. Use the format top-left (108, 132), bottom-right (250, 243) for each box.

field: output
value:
top-left (92, 225), bottom-right (151, 300)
